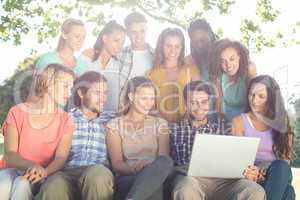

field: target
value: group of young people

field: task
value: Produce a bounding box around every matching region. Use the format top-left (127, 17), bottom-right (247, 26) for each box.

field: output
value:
top-left (0, 11), bottom-right (295, 200)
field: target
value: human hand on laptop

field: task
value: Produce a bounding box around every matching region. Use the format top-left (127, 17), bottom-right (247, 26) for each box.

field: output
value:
top-left (243, 165), bottom-right (260, 182)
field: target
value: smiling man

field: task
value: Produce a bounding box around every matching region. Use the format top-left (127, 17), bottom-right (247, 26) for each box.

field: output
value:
top-left (120, 12), bottom-right (154, 79)
top-left (37, 71), bottom-right (114, 200)
top-left (170, 80), bottom-right (266, 200)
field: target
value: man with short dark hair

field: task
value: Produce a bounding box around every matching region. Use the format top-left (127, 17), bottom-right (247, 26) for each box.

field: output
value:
top-left (120, 12), bottom-right (154, 79)
top-left (170, 80), bottom-right (266, 200)
top-left (37, 72), bottom-right (114, 200)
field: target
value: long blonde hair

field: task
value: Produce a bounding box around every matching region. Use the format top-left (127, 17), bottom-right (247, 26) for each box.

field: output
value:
top-left (57, 18), bottom-right (84, 50)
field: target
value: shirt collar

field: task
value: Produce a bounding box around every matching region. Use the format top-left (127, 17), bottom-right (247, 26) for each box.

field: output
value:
top-left (71, 107), bottom-right (108, 123)
top-left (126, 43), bottom-right (154, 54)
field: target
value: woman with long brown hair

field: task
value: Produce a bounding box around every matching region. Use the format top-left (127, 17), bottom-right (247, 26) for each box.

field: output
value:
top-left (149, 28), bottom-right (200, 122)
top-left (209, 39), bottom-right (256, 123)
top-left (81, 20), bottom-right (126, 114)
top-left (232, 75), bottom-right (295, 200)
top-left (106, 76), bottom-right (173, 200)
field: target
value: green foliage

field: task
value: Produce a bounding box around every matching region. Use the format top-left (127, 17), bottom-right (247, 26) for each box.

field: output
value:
top-left (1, 0), bottom-right (300, 124)
top-left (2, 0), bottom-right (297, 50)
top-left (256, 0), bottom-right (279, 23)
top-left (0, 56), bottom-right (36, 125)
top-left (292, 99), bottom-right (300, 167)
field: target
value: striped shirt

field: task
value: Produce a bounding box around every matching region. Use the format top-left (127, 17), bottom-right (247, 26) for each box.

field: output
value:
top-left (170, 117), bottom-right (225, 166)
top-left (66, 108), bottom-right (112, 168)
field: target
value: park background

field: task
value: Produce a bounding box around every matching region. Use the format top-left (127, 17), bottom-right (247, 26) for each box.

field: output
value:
top-left (0, 0), bottom-right (300, 198)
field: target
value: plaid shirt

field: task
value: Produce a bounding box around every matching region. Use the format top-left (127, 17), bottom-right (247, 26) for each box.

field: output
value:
top-left (66, 108), bottom-right (112, 168)
top-left (119, 44), bottom-right (154, 80)
top-left (170, 117), bottom-right (225, 166)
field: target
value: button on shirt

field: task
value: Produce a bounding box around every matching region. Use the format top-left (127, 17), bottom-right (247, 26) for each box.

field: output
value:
top-left (66, 108), bottom-right (112, 168)
top-left (170, 117), bottom-right (225, 166)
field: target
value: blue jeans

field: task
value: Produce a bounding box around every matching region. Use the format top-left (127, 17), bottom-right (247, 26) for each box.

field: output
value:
top-left (114, 155), bottom-right (173, 200)
top-left (262, 160), bottom-right (295, 200)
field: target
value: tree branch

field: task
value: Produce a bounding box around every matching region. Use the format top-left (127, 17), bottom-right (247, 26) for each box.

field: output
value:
top-left (136, 3), bottom-right (185, 28)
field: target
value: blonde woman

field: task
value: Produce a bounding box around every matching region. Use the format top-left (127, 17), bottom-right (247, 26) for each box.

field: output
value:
top-left (0, 64), bottom-right (75, 200)
top-left (36, 18), bottom-right (86, 76)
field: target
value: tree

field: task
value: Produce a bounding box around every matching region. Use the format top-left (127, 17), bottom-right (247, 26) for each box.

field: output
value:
top-left (0, 56), bottom-right (35, 124)
top-left (291, 98), bottom-right (300, 167)
top-left (1, 0), bottom-right (299, 50)
top-left (0, 0), bottom-right (300, 125)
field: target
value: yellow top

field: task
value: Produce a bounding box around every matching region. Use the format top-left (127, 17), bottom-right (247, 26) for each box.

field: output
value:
top-left (148, 64), bottom-right (200, 122)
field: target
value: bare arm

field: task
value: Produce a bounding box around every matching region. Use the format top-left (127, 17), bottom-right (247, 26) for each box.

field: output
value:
top-left (158, 125), bottom-right (170, 156)
top-left (4, 125), bottom-right (35, 171)
top-left (231, 115), bottom-right (245, 136)
top-left (106, 128), bottom-right (134, 175)
top-left (45, 132), bottom-right (73, 175)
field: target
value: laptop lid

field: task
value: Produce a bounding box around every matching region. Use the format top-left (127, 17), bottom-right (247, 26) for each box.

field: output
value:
top-left (187, 134), bottom-right (260, 178)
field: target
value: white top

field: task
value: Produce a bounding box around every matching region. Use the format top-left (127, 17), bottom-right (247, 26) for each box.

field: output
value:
top-left (130, 50), bottom-right (153, 78)
top-left (80, 55), bottom-right (127, 114)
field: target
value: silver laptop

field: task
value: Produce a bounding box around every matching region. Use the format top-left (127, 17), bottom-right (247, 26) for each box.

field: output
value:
top-left (187, 134), bottom-right (260, 178)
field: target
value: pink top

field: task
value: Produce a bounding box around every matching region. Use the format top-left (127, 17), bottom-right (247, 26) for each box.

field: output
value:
top-left (241, 113), bottom-right (276, 164)
top-left (0, 104), bottom-right (74, 168)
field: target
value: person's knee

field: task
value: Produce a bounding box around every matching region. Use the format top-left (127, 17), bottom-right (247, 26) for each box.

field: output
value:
top-left (242, 181), bottom-right (266, 200)
top-left (39, 172), bottom-right (70, 195)
top-left (270, 160), bottom-right (291, 174)
top-left (0, 169), bottom-right (19, 199)
top-left (83, 165), bottom-right (114, 187)
top-left (172, 177), bottom-right (205, 199)
top-left (156, 155), bottom-right (174, 171)
top-left (173, 184), bottom-right (205, 199)
top-left (285, 185), bottom-right (296, 200)
top-left (0, 173), bottom-right (14, 192)
top-left (13, 176), bottom-right (32, 193)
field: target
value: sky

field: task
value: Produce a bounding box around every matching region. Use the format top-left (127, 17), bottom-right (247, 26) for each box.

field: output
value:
top-left (1, 0), bottom-right (300, 109)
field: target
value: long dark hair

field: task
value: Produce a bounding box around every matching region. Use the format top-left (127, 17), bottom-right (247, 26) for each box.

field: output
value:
top-left (119, 76), bottom-right (157, 115)
top-left (93, 20), bottom-right (125, 61)
top-left (245, 75), bottom-right (294, 160)
top-left (209, 39), bottom-right (249, 81)
top-left (154, 28), bottom-right (185, 68)
top-left (188, 19), bottom-right (217, 69)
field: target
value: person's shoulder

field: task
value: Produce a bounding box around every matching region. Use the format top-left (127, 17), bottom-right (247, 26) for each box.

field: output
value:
top-left (36, 51), bottom-right (59, 70)
top-left (148, 66), bottom-right (164, 78)
top-left (169, 118), bottom-right (188, 131)
top-left (39, 51), bottom-right (58, 59)
top-left (8, 103), bottom-right (27, 115)
top-left (232, 114), bottom-right (244, 125)
top-left (184, 54), bottom-right (195, 65)
top-left (231, 114), bottom-right (246, 135)
top-left (148, 115), bottom-right (168, 125)
top-left (107, 116), bottom-right (123, 127)
top-left (181, 62), bottom-right (198, 72)
top-left (247, 61), bottom-right (257, 80)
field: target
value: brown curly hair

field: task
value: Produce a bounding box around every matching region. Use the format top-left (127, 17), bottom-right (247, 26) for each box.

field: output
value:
top-left (209, 39), bottom-right (250, 81)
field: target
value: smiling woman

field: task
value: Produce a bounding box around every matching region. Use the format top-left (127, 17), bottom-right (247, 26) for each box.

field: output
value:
top-left (35, 18), bottom-right (87, 76)
top-left (149, 27), bottom-right (200, 122)
top-left (0, 64), bottom-right (75, 200)
top-left (209, 39), bottom-right (257, 123)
